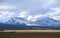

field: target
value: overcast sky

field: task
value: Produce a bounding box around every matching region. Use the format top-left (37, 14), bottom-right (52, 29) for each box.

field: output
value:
top-left (0, 0), bottom-right (60, 22)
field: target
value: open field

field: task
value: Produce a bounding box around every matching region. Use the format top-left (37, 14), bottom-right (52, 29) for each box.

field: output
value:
top-left (0, 30), bottom-right (60, 38)
top-left (0, 32), bottom-right (60, 38)
top-left (0, 30), bottom-right (60, 32)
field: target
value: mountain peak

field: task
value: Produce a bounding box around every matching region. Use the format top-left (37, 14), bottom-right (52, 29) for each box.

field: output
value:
top-left (14, 17), bottom-right (26, 20)
top-left (35, 17), bottom-right (60, 26)
top-left (6, 17), bottom-right (27, 25)
top-left (6, 17), bottom-right (34, 26)
top-left (5, 17), bottom-right (60, 26)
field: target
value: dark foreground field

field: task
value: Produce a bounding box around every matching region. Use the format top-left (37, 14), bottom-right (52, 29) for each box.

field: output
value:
top-left (0, 32), bottom-right (60, 38)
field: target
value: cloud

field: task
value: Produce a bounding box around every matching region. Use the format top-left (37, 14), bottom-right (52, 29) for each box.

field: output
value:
top-left (17, 0), bottom-right (60, 21)
top-left (41, 7), bottom-right (60, 20)
top-left (18, 11), bottom-right (43, 21)
top-left (27, 14), bottom-right (44, 21)
top-left (18, 7), bottom-right (60, 21)
top-left (42, 0), bottom-right (56, 8)
top-left (31, 14), bottom-right (43, 21)
top-left (14, 0), bottom-right (56, 12)
top-left (18, 11), bottom-right (44, 21)
top-left (0, 11), bottom-right (15, 19)
top-left (0, 4), bottom-right (16, 9)
top-left (27, 16), bottom-right (33, 20)
top-left (27, 7), bottom-right (60, 21)
top-left (48, 7), bottom-right (60, 20)
top-left (18, 11), bottom-right (28, 18)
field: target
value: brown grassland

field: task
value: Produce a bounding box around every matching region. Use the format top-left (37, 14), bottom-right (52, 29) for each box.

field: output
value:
top-left (0, 30), bottom-right (60, 32)
top-left (0, 30), bottom-right (60, 38)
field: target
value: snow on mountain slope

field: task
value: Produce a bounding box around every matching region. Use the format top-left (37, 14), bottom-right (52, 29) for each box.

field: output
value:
top-left (6, 17), bottom-right (36, 26)
top-left (6, 17), bottom-right (60, 27)
top-left (35, 17), bottom-right (60, 26)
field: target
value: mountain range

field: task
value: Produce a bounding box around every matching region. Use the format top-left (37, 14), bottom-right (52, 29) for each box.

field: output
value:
top-left (0, 17), bottom-right (60, 30)
top-left (6, 17), bottom-right (60, 26)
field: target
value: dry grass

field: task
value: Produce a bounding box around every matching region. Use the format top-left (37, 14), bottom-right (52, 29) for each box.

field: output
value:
top-left (0, 30), bottom-right (60, 32)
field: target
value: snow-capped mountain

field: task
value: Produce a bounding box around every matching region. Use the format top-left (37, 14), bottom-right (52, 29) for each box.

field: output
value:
top-left (6, 17), bottom-right (60, 27)
top-left (6, 17), bottom-right (35, 26)
top-left (1, 17), bottom-right (60, 30)
top-left (35, 17), bottom-right (60, 26)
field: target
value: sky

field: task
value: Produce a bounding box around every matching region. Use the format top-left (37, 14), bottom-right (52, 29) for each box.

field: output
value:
top-left (0, 0), bottom-right (60, 22)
